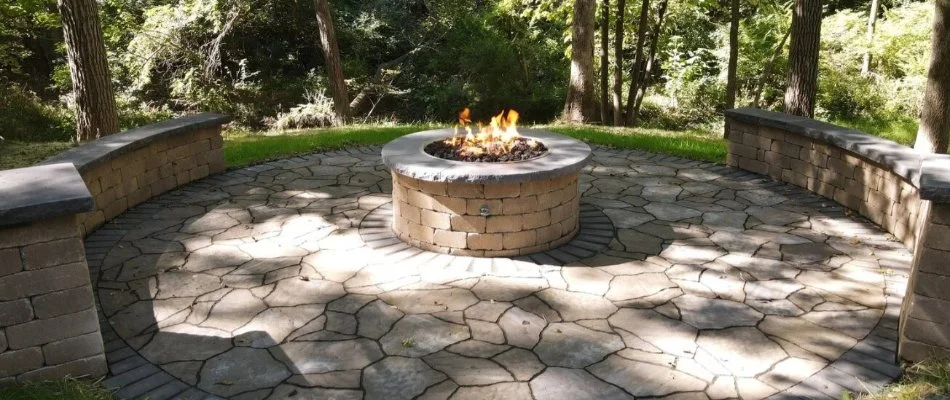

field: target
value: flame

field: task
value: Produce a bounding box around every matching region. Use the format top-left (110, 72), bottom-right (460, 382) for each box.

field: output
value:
top-left (448, 108), bottom-right (534, 157)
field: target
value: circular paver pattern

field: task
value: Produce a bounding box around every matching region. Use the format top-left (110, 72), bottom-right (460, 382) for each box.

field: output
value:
top-left (89, 146), bottom-right (910, 400)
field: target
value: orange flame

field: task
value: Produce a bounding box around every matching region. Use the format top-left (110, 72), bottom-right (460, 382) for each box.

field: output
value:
top-left (449, 108), bottom-right (534, 157)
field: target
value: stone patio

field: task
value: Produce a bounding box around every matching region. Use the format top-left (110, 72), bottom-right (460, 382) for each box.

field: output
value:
top-left (85, 146), bottom-right (909, 400)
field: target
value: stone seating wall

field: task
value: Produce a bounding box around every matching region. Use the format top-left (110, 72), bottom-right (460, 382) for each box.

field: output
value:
top-left (726, 108), bottom-right (950, 362)
top-left (0, 113), bottom-right (230, 383)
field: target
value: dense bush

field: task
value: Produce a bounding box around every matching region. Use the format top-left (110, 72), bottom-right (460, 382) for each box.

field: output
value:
top-left (0, 0), bottom-right (933, 140)
top-left (0, 85), bottom-right (74, 142)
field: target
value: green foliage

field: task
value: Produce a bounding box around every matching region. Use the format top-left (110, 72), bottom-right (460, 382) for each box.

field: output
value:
top-left (0, 85), bottom-right (74, 142)
top-left (224, 123), bottom-right (725, 169)
top-left (269, 90), bottom-right (337, 131)
top-left (831, 115), bottom-right (918, 146)
top-left (0, 140), bottom-right (75, 170)
top-left (0, 377), bottom-right (113, 400)
top-left (224, 124), bottom-right (436, 168)
top-left (857, 358), bottom-right (950, 400)
top-left (817, 2), bottom-right (932, 120)
top-left (0, 0), bottom-right (935, 141)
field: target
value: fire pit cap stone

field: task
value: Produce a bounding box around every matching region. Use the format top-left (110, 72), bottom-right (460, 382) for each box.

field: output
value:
top-left (382, 128), bottom-right (592, 183)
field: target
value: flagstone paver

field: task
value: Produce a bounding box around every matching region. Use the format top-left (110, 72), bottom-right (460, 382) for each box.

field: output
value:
top-left (85, 146), bottom-right (911, 399)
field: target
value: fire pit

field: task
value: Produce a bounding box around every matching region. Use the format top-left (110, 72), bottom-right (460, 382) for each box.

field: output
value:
top-left (382, 110), bottom-right (592, 257)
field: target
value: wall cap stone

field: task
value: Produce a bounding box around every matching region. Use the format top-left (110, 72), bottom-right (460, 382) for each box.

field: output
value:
top-left (920, 155), bottom-right (950, 202)
top-left (0, 163), bottom-right (94, 227)
top-left (41, 113), bottom-right (231, 174)
top-left (726, 107), bottom-right (950, 201)
top-left (382, 128), bottom-right (592, 183)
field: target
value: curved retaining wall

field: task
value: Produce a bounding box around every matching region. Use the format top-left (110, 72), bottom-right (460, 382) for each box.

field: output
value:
top-left (0, 113), bottom-right (230, 383)
top-left (726, 108), bottom-right (950, 362)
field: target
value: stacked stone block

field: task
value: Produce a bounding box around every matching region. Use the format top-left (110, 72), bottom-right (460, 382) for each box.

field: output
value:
top-left (726, 121), bottom-right (923, 248)
top-left (391, 172), bottom-right (581, 257)
top-left (899, 204), bottom-right (950, 360)
top-left (724, 108), bottom-right (950, 363)
top-left (0, 215), bottom-right (106, 383)
top-left (74, 126), bottom-right (226, 237)
top-left (0, 113), bottom-right (231, 383)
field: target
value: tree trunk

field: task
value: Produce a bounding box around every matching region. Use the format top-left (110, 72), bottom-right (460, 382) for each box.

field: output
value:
top-left (624, 0), bottom-right (650, 126)
top-left (861, 0), bottom-right (880, 76)
top-left (612, 0), bottom-right (626, 126)
top-left (752, 28), bottom-right (790, 108)
top-left (57, 0), bottom-right (119, 142)
top-left (631, 0), bottom-right (668, 122)
top-left (784, 0), bottom-right (822, 117)
top-left (914, 0), bottom-right (950, 154)
top-left (725, 0), bottom-right (740, 111)
top-left (600, 0), bottom-right (611, 123)
top-left (314, 0), bottom-right (350, 124)
top-left (563, 0), bottom-right (597, 123)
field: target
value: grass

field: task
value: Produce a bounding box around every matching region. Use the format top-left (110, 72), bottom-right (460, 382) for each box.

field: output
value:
top-left (0, 114), bottom-right (913, 171)
top-left (829, 115), bottom-right (919, 147)
top-left (0, 140), bottom-right (74, 170)
top-left (0, 377), bottom-right (113, 400)
top-left (856, 358), bottom-right (950, 400)
top-left (224, 123), bottom-right (726, 169)
top-left (545, 125), bottom-right (726, 163)
top-left (223, 124), bottom-right (437, 168)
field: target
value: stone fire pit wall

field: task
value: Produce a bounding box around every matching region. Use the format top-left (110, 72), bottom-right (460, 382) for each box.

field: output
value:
top-left (383, 128), bottom-right (592, 257)
top-left (391, 171), bottom-right (580, 257)
top-left (0, 113), bottom-right (230, 383)
top-left (725, 108), bottom-right (950, 363)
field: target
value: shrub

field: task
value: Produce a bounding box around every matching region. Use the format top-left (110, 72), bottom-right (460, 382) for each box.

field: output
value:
top-left (268, 90), bottom-right (337, 131)
top-left (0, 85), bottom-right (74, 142)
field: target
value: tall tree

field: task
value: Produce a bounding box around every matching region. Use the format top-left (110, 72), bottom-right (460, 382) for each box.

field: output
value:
top-left (612, 0), bottom-right (626, 125)
top-left (725, 0), bottom-right (740, 111)
top-left (563, 0), bottom-right (597, 122)
top-left (57, 0), bottom-right (119, 142)
top-left (913, 0), bottom-right (950, 154)
top-left (751, 28), bottom-right (790, 108)
top-left (783, 0), bottom-right (822, 117)
top-left (314, 0), bottom-right (350, 125)
top-left (630, 0), bottom-right (669, 122)
top-left (624, 0), bottom-right (651, 126)
top-left (600, 0), bottom-right (611, 123)
top-left (861, 0), bottom-right (880, 75)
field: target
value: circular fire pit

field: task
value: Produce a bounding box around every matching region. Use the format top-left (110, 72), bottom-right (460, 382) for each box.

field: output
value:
top-left (382, 128), bottom-right (592, 257)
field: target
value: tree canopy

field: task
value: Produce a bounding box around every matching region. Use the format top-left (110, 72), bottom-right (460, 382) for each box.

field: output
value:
top-left (0, 0), bottom-right (936, 142)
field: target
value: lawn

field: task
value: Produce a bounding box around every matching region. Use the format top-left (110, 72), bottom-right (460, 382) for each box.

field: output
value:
top-left (0, 377), bottom-right (113, 400)
top-left (0, 115), bottom-right (919, 172)
top-left (831, 115), bottom-right (919, 147)
top-left (856, 358), bottom-right (950, 399)
top-left (0, 140), bottom-right (75, 171)
top-left (224, 124), bottom-right (728, 169)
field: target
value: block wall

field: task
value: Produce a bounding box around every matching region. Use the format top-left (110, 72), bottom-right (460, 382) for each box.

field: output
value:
top-left (0, 215), bottom-right (107, 383)
top-left (899, 204), bottom-right (950, 361)
top-left (726, 121), bottom-right (923, 248)
top-left (76, 127), bottom-right (226, 237)
top-left (391, 172), bottom-right (581, 257)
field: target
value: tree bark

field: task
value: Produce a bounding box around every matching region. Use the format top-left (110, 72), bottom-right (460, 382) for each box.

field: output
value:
top-left (631, 0), bottom-right (668, 122)
top-left (783, 0), bottom-right (822, 117)
top-left (600, 0), bottom-right (611, 123)
top-left (752, 28), bottom-right (790, 108)
top-left (914, 0), bottom-right (950, 154)
top-left (314, 0), bottom-right (350, 124)
top-left (612, 0), bottom-right (626, 126)
top-left (57, 0), bottom-right (119, 142)
top-left (861, 0), bottom-right (880, 76)
top-left (563, 0), bottom-right (597, 123)
top-left (624, 0), bottom-right (651, 126)
top-left (725, 0), bottom-right (740, 111)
